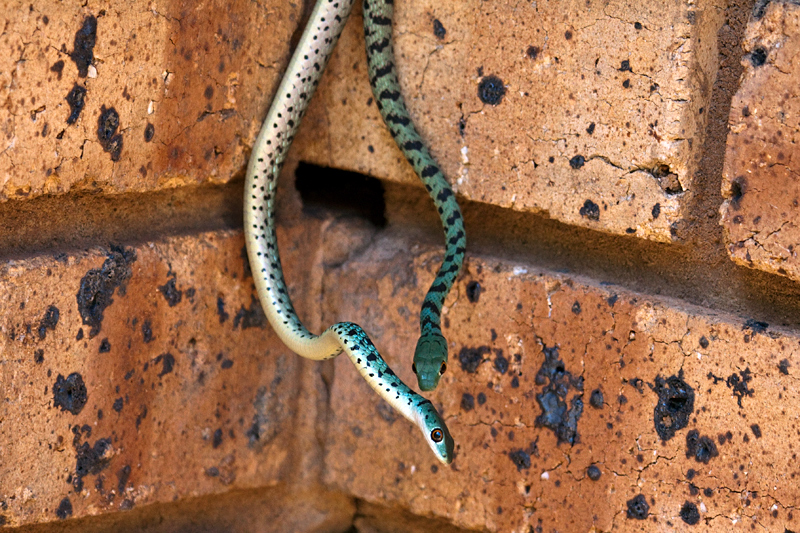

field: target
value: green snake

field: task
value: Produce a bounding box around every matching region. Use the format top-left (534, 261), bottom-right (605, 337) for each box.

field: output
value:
top-left (244, 0), bottom-right (464, 463)
top-left (363, 0), bottom-right (466, 392)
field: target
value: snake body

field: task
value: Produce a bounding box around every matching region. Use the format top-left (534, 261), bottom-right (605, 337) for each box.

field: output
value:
top-left (244, 0), bottom-right (454, 463)
top-left (364, 1), bottom-right (466, 392)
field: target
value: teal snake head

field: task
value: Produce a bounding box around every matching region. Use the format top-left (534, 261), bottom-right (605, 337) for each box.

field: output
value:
top-left (416, 400), bottom-right (455, 464)
top-left (413, 333), bottom-right (448, 391)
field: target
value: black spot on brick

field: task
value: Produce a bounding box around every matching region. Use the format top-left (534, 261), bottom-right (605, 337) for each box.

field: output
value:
top-left (729, 177), bottom-right (746, 209)
top-left (461, 393), bottom-right (475, 411)
top-left (466, 281), bottom-right (481, 303)
top-left (97, 106), bottom-right (118, 142)
top-left (622, 79), bottom-right (630, 88)
top-left (699, 336), bottom-right (709, 349)
top-left (579, 199), bottom-right (600, 220)
top-left (652, 203), bottom-right (661, 219)
top-left (750, 424), bottom-right (762, 438)
top-left (752, 0), bottom-right (775, 20)
top-left (494, 352), bottom-right (508, 374)
top-left (34, 349), bottom-right (44, 363)
top-left (526, 45), bottom-right (540, 59)
top-left (571, 301), bottom-right (581, 314)
top-left (569, 155), bottom-right (585, 169)
top-left (589, 388), bottom-right (604, 408)
top-left (70, 16), bottom-right (97, 77)
top-left (213, 428), bottom-right (223, 448)
top-left (65, 84), bottom-right (86, 124)
top-left (620, 60), bottom-right (631, 71)
top-left (586, 122), bottom-right (595, 135)
top-left (634, 21), bottom-right (643, 30)
top-left (778, 358), bottom-right (790, 375)
top-left (144, 122), bottom-right (155, 142)
top-left (38, 305), bottom-right (60, 339)
top-left (432, 19), bottom-right (446, 39)
top-left (726, 368), bottom-right (754, 407)
top-left (749, 46), bottom-right (767, 67)
top-left (77, 246), bottom-right (135, 337)
top-left (97, 106), bottom-right (123, 161)
top-left (204, 85), bottom-right (214, 99)
top-left (626, 494), bottom-right (649, 520)
top-left (233, 296), bottom-right (267, 329)
top-left (477, 392), bottom-right (487, 405)
top-left (142, 319), bottom-right (153, 343)
top-left (217, 296), bottom-right (230, 323)
top-left (113, 397), bottom-right (123, 412)
top-left (744, 318), bottom-right (768, 334)
top-left (98, 338), bottom-right (111, 353)
top-left (221, 358), bottom-right (233, 369)
top-left (76, 328), bottom-right (84, 341)
top-left (50, 59), bottom-right (65, 79)
top-left (685, 430), bottom-right (718, 463)
top-left (680, 501), bottom-right (700, 525)
top-left (458, 346), bottom-right (490, 373)
top-left (56, 497), bottom-right (72, 519)
top-left (477, 75), bottom-right (506, 105)
top-left (511, 376), bottom-right (519, 388)
top-left (587, 465), bottom-right (601, 480)
top-left (154, 353), bottom-right (175, 376)
top-left (651, 372), bottom-right (694, 441)
top-left (53, 373), bottom-right (88, 415)
top-left (74, 438), bottom-right (112, 491)
top-left (534, 344), bottom-right (583, 445)
top-left (158, 278), bottom-right (182, 307)
top-left (508, 449), bottom-right (531, 471)
top-left (117, 464), bottom-right (131, 494)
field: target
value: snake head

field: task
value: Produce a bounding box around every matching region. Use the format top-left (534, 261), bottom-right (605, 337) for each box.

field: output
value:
top-left (413, 333), bottom-right (448, 391)
top-left (416, 400), bottom-right (455, 464)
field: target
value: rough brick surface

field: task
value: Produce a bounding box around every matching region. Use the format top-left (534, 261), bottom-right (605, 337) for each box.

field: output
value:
top-left (321, 236), bottom-right (800, 532)
top-left (295, 1), bottom-right (725, 241)
top-left (0, 229), bottom-right (323, 528)
top-left (3, 0), bottom-right (800, 532)
top-left (0, 0), bottom-right (297, 201)
top-left (720, 1), bottom-right (800, 281)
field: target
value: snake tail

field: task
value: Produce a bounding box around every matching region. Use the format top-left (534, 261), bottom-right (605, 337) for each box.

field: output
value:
top-left (363, 0), bottom-right (466, 392)
top-left (244, 0), bottom-right (454, 464)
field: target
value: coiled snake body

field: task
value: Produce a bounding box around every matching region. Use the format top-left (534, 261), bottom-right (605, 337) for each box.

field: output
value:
top-left (244, 0), bottom-right (464, 463)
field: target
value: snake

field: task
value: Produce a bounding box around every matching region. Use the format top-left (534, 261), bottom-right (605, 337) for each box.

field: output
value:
top-left (364, 0), bottom-right (466, 392)
top-left (244, 0), bottom-right (460, 463)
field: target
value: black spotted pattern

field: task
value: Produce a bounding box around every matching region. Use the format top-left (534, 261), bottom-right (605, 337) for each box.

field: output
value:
top-left (364, 0), bottom-right (466, 385)
top-left (243, 0), bottom-right (453, 464)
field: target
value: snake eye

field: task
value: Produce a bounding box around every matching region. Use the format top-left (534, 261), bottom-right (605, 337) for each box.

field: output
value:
top-left (439, 362), bottom-right (447, 375)
top-left (412, 363), bottom-right (417, 374)
top-left (430, 428), bottom-right (444, 443)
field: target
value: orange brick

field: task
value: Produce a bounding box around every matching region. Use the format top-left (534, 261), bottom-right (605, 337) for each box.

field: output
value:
top-left (721, 1), bottom-right (800, 281)
top-left (321, 239), bottom-right (800, 532)
top-left (0, 227), bottom-right (324, 527)
top-left (295, 1), bottom-right (725, 241)
top-left (0, 0), bottom-right (298, 200)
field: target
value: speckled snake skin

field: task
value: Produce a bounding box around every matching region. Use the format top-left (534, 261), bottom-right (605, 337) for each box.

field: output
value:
top-left (244, 0), bottom-right (460, 463)
top-left (364, 0), bottom-right (466, 392)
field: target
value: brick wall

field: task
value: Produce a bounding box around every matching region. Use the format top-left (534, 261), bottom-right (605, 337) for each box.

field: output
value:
top-left (2, 0), bottom-right (799, 531)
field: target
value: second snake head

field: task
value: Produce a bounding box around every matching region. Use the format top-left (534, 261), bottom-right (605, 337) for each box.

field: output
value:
top-left (413, 332), bottom-right (448, 391)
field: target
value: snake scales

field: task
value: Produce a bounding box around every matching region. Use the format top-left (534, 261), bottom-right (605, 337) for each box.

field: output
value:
top-left (244, 0), bottom-right (464, 463)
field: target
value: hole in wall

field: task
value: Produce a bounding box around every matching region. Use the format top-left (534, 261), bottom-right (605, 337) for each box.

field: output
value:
top-left (295, 162), bottom-right (387, 227)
